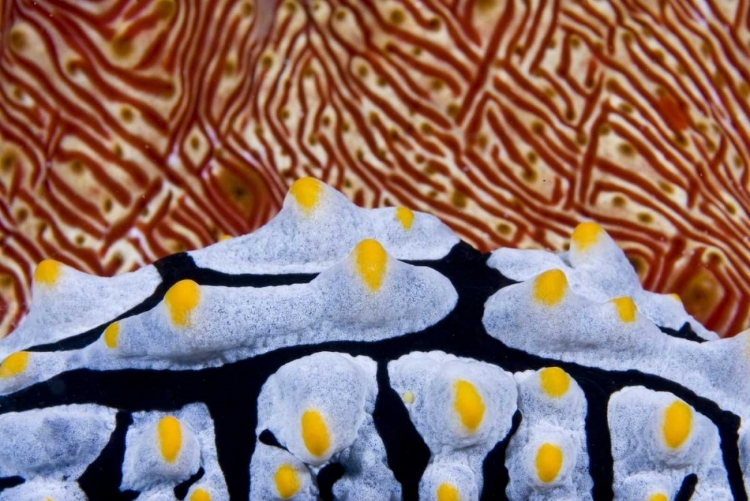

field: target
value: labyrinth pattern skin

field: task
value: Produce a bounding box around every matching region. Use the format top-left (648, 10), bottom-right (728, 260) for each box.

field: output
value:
top-left (2, 0), bottom-right (750, 340)
top-left (0, 179), bottom-right (747, 501)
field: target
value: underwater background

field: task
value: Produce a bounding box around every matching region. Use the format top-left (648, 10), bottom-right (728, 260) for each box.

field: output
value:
top-left (1, 0), bottom-right (749, 338)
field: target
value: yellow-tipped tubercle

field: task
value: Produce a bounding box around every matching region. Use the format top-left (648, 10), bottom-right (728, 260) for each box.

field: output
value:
top-left (274, 464), bottom-right (301, 499)
top-left (535, 442), bottom-right (563, 483)
top-left (571, 221), bottom-right (603, 251)
top-left (533, 269), bottom-right (568, 306)
top-left (157, 416), bottom-right (182, 463)
top-left (395, 207), bottom-right (414, 230)
top-left (34, 259), bottom-right (61, 286)
top-left (301, 409), bottom-right (330, 458)
top-left (611, 296), bottom-right (637, 323)
top-left (189, 488), bottom-right (212, 501)
top-left (290, 177), bottom-right (322, 214)
top-left (539, 367), bottom-right (571, 398)
top-left (0, 351), bottom-right (29, 378)
top-left (663, 400), bottom-right (692, 449)
top-left (354, 239), bottom-right (388, 292)
top-left (164, 279), bottom-right (201, 327)
top-left (436, 483), bottom-right (460, 501)
top-left (103, 322), bottom-right (120, 349)
top-left (454, 379), bottom-right (485, 432)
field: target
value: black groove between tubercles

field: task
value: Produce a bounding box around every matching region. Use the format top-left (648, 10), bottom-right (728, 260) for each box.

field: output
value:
top-left (659, 323), bottom-right (706, 343)
top-left (675, 473), bottom-right (698, 501)
top-left (174, 467), bottom-right (205, 500)
top-left (317, 463), bottom-right (345, 501)
top-left (1, 242), bottom-right (746, 501)
top-left (481, 410), bottom-right (522, 501)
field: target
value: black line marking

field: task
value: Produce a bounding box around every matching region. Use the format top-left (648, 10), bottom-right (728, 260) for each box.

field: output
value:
top-left (1, 242), bottom-right (746, 501)
top-left (317, 462), bottom-right (346, 501)
top-left (174, 467), bottom-right (205, 500)
top-left (481, 410), bottom-right (522, 501)
top-left (674, 473), bottom-right (698, 501)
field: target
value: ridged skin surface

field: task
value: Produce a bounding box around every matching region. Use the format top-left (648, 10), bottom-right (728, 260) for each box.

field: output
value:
top-left (1, 0), bottom-right (749, 337)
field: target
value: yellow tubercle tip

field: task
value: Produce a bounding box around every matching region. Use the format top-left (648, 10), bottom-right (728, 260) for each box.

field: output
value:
top-left (532, 269), bottom-right (568, 306)
top-left (0, 351), bottom-right (29, 378)
top-left (219, 234), bottom-right (232, 242)
top-left (395, 207), bottom-right (414, 230)
top-left (34, 259), bottom-right (61, 286)
top-left (289, 177), bottom-right (323, 214)
top-left (301, 409), bottom-right (330, 458)
top-left (354, 239), bottom-right (388, 292)
top-left (103, 322), bottom-right (120, 349)
top-left (157, 416), bottom-right (182, 463)
top-left (402, 391), bottom-right (415, 404)
top-left (164, 279), bottom-right (201, 327)
top-left (436, 482), bottom-right (460, 501)
top-left (189, 488), bottom-right (212, 501)
top-left (454, 379), bottom-right (485, 432)
top-left (274, 464), bottom-right (301, 499)
top-left (535, 442), bottom-right (563, 483)
top-left (539, 367), bottom-right (571, 398)
top-left (663, 400), bottom-right (692, 449)
top-left (669, 293), bottom-right (682, 303)
top-left (571, 221), bottom-right (603, 251)
top-left (649, 493), bottom-right (668, 501)
top-left (611, 296), bottom-right (637, 323)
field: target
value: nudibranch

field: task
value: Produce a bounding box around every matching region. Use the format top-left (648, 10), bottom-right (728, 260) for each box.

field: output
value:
top-left (2, 0), bottom-right (750, 342)
top-left (0, 178), bottom-right (748, 500)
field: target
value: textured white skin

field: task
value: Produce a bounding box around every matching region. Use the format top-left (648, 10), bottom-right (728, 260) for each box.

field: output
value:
top-left (107, 246), bottom-right (456, 364)
top-left (505, 369), bottom-right (593, 501)
top-left (419, 462), bottom-right (479, 501)
top-left (190, 180), bottom-right (459, 274)
top-left (608, 387), bottom-right (731, 500)
top-left (488, 227), bottom-right (717, 340)
top-left (0, 404), bottom-right (116, 480)
top-left (388, 351), bottom-right (517, 496)
top-left (249, 444), bottom-right (317, 501)
top-left (122, 403), bottom-right (228, 499)
top-left (1, 264), bottom-right (161, 359)
top-left (252, 352), bottom-right (401, 501)
top-left (0, 479), bottom-right (87, 501)
top-left (482, 268), bottom-right (750, 431)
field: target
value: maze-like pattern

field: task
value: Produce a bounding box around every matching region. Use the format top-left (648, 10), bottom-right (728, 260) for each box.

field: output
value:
top-left (1, 0), bottom-right (749, 337)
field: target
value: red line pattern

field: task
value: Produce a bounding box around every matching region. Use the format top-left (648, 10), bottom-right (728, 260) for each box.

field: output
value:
top-left (1, 0), bottom-right (749, 337)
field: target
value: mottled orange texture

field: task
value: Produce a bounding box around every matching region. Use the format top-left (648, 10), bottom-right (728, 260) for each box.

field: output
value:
top-left (1, 1), bottom-right (749, 338)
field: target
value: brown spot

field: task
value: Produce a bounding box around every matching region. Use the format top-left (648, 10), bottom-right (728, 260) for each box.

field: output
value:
top-left (598, 124), bottom-right (611, 135)
top-left (321, 116), bottom-right (331, 127)
top-left (215, 168), bottom-right (263, 218)
top-left (369, 112), bottom-right (379, 125)
top-left (357, 65), bottom-right (368, 78)
top-left (496, 223), bottom-right (511, 235)
top-left (526, 152), bottom-right (538, 164)
top-left (0, 274), bottom-right (12, 289)
top-left (476, 0), bottom-right (497, 11)
top-left (308, 134), bottom-right (317, 145)
top-left (605, 79), bottom-right (619, 92)
top-left (531, 122), bottom-right (544, 134)
top-left (279, 109), bottom-right (290, 120)
top-left (12, 88), bottom-right (23, 100)
top-left (343, 178), bottom-right (352, 188)
top-left (241, 2), bottom-right (253, 16)
top-left (548, 39), bottom-right (557, 49)
top-left (112, 36), bottom-right (133, 58)
top-left (740, 82), bottom-right (750, 98)
top-left (570, 36), bottom-right (581, 48)
top-left (428, 190), bottom-right (437, 198)
top-left (141, 207), bottom-right (149, 217)
top-left (70, 161), bottom-right (84, 174)
top-left (111, 252), bottom-right (124, 269)
top-left (335, 9), bottom-right (346, 20)
top-left (701, 42), bottom-right (711, 57)
top-left (431, 79), bottom-right (444, 91)
top-left (420, 123), bottom-right (433, 135)
top-left (678, 268), bottom-right (721, 323)
top-left (733, 155), bottom-right (743, 168)
top-left (565, 109), bottom-right (576, 121)
top-left (120, 107), bottom-right (134, 122)
top-left (261, 55), bottom-right (273, 69)
top-left (376, 76), bottom-right (387, 87)
top-left (447, 104), bottom-right (459, 118)
top-left (452, 190), bottom-right (468, 209)
top-left (637, 212), bottom-right (653, 224)
top-left (522, 168), bottom-right (537, 182)
top-left (576, 133), bottom-right (587, 145)
top-left (254, 126), bottom-right (264, 137)
top-left (224, 60), bottom-right (236, 75)
top-left (190, 136), bottom-right (200, 150)
top-left (427, 18), bottom-right (441, 30)
top-left (612, 195), bottom-right (627, 208)
top-left (618, 142), bottom-right (636, 157)
top-left (156, 0), bottom-right (175, 19)
top-left (476, 135), bottom-right (488, 149)
top-left (390, 9), bottom-right (405, 24)
top-left (621, 32), bottom-right (632, 44)
top-left (341, 122), bottom-right (350, 132)
top-left (114, 144), bottom-right (124, 158)
top-left (75, 235), bottom-right (85, 246)
top-left (619, 103), bottom-right (633, 114)
top-left (103, 198), bottom-right (114, 213)
top-left (1, 151), bottom-right (17, 172)
top-left (284, 1), bottom-right (296, 12)
top-left (66, 60), bottom-right (79, 75)
top-left (412, 47), bottom-right (422, 56)
top-left (674, 134), bottom-right (688, 147)
top-left (514, 45), bottom-right (524, 56)
top-left (414, 154), bottom-right (425, 164)
top-left (9, 29), bottom-right (26, 51)
top-left (15, 208), bottom-right (28, 223)
top-left (658, 181), bottom-right (674, 194)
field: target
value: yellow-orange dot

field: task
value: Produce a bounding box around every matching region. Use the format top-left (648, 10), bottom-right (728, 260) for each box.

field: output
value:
top-left (571, 221), bottom-right (603, 251)
top-left (164, 279), bottom-right (201, 327)
top-left (402, 391), bottom-right (415, 404)
top-left (663, 400), bottom-right (692, 449)
top-left (436, 482), bottom-right (460, 501)
top-left (189, 488), bottom-right (212, 501)
top-left (669, 293), bottom-right (682, 303)
top-left (533, 269), bottom-right (568, 306)
top-left (274, 464), bottom-right (301, 499)
top-left (289, 177), bottom-right (322, 214)
top-left (395, 207), bottom-right (414, 230)
top-left (454, 380), bottom-right (485, 432)
top-left (34, 259), bottom-right (61, 286)
top-left (535, 443), bottom-right (563, 483)
top-left (0, 351), bottom-right (29, 378)
top-left (103, 322), bottom-right (120, 349)
top-left (219, 234), bottom-right (232, 242)
top-left (354, 239), bottom-right (388, 292)
top-left (539, 367), bottom-right (570, 398)
top-left (157, 416), bottom-right (182, 463)
top-left (611, 296), bottom-right (637, 323)
top-left (649, 493), bottom-right (668, 501)
top-left (301, 409), bottom-right (330, 457)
